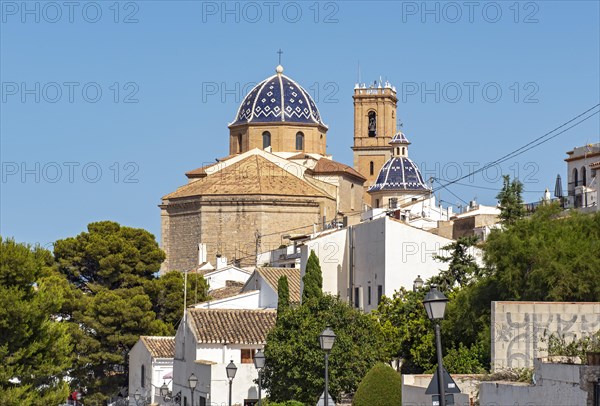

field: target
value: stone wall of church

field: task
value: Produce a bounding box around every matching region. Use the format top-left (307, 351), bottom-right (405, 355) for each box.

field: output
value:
top-left (160, 196), bottom-right (336, 273)
top-left (229, 123), bottom-right (327, 155)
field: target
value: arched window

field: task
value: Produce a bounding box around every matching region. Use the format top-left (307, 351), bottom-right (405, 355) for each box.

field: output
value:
top-left (396, 147), bottom-right (400, 156)
top-left (402, 147), bottom-right (406, 155)
top-left (573, 168), bottom-right (579, 186)
top-left (262, 131), bottom-right (271, 149)
top-left (581, 166), bottom-right (587, 186)
top-left (368, 111), bottom-right (377, 137)
top-left (295, 132), bottom-right (304, 150)
top-left (369, 161), bottom-right (374, 175)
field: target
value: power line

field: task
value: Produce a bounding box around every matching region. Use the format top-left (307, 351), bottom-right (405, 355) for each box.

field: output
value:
top-left (433, 104), bottom-right (599, 194)
top-left (229, 104), bottom-right (599, 265)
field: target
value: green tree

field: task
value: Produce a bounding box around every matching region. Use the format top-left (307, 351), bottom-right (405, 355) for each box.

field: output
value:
top-left (484, 204), bottom-right (600, 301)
top-left (352, 363), bottom-right (402, 406)
top-left (277, 275), bottom-right (290, 316)
top-left (262, 295), bottom-right (386, 404)
top-left (145, 271), bottom-right (209, 333)
top-left (0, 237), bottom-right (72, 405)
top-left (374, 288), bottom-right (435, 373)
top-left (54, 221), bottom-right (173, 403)
top-left (432, 236), bottom-right (481, 291)
top-left (54, 221), bottom-right (165, 292)
top-left (302, 250), bottom-right (323, 302)
top-left (496, 175), bottom-right (526, 225)
top-left (69, 287), bottom-right (170, 404)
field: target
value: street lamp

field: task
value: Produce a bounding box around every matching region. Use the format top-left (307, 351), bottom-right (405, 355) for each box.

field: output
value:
top-left (254, 349), bottom-right (266, 406)
top-left (319, 326), bottom-right (336, 406)
top-left (160, 383), bottom-right (169, 398)
top-left (226, 360), bottom-right (237, 406)
top-left (188, 373), bottom-right (198, 406)
top-left (423, 286), bottom-right (449, 406)
top-left (413, 275), bottom-right (424, 292)
top-left (133, 389), bottom-right (146, 406)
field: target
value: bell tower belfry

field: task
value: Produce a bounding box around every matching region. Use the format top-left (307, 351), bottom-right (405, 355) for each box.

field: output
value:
top-left (352, 80), bottom-right (398, 206)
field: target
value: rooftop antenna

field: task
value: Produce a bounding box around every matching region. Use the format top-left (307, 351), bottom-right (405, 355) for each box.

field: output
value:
top-left (357, 60), bottom-right (361, 84)
top-left (277, 49), bottom-right (283, 65)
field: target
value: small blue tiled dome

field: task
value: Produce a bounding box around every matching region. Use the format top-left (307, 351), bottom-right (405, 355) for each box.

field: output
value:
top-left (390, 131), bottom-right (410, 144)
top-left (230, 66), bottom-right (326, 127)
top-left (368, 157), bottom-right (430, 192)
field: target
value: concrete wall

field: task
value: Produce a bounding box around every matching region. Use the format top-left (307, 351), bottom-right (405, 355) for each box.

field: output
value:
top-left (491, 301), bottom-right (600, 370)
top-left (479, 359), bottom-right (600, 406)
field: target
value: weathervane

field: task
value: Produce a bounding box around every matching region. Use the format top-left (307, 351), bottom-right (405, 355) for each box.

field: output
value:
top-left (277, 49), bottom-right (283, 65)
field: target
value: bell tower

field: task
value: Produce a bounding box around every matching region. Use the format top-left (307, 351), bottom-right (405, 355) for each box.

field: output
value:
top-left (352, 80), bottom-right (398, 206)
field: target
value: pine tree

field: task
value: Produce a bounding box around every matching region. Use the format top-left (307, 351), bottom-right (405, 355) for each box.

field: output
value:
top-left (302, 250), bottom-right (323, 302)
top-left (0, 237), bottom-right (73, 405)
top-left (496, 175), bottom-right (526, 225)
top-left (277, 275), bottom-right (290, 316)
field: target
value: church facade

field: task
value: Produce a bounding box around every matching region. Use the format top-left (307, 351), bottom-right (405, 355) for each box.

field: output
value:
top-left (160, 66), bottom-right (365, 272)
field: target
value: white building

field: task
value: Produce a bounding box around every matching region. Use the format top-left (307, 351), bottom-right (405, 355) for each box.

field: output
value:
top-left (128, 336), bottom-right (175, 405)
top-left (565, 142), bottom-right (599, 212)
top-left (172, 308), bottom-right (276, 406)
top-left (193, 267), bottom-right (301, 310)
top-left (299, 215), bottom-right (464, 313)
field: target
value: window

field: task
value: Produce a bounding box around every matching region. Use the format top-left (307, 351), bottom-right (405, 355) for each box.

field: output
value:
top-left (199, 396), bottom-right (207, 406)
top-left (377, 285), bottom-right (383, 304)
top-left (573, 168), bottom-right (579, 186)
top-left (369, 161), bottom-right (374, 176)
top-left (368, 285), bottom-right (371, 306)
top-left (402, 147), bottom-right (406, 155)
top-left (262, 131), bottom-right (271, 149)
top-left (141, 365), bottom-right (145, 388)
top-left (581, 166), bottom-right (587, 186)
top-left (375, 199), bottom-right (380, 208)
top-left (241, 348), bottom-right (254, 364)
top-left (295, 132), bottom-right (304, 150)
top-left (368, 111), bottom-right (377, 137)
top-left (396, 147), bottom-right (400, 156)
top-left (237, 134), bottom-right (243, 153)
top-left (389, 198), bottom-right (398, 209)
top-left (354, 287), bottom-right (360, 308)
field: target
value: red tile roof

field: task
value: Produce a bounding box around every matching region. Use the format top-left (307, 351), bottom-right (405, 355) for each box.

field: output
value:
top-left (140, 336), bottom-right (175, 358)
top-left (187, 308), bottom-right (276, 345)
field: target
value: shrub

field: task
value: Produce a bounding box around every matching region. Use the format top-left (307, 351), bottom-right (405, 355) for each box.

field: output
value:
top-left (352, 363), bottom-right (402, 406)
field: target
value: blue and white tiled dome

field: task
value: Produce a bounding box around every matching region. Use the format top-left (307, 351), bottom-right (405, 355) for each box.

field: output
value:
top-left (368, 157), bottom-right (430, 192)
top-left (230, 66), bottom-right (326, 127)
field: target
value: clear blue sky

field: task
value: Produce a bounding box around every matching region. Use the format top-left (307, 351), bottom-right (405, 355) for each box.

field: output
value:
top-left (1, 0), bottom-right (599, 247)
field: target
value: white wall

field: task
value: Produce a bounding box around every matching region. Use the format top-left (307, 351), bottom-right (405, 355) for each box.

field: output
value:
top-left (173, 317), bottom-right (266, 406)
top-left (299, 216), bottom-right (455, 313)
top-left (204, 267), bottom-right (251, 290)
top-left (301, 229), bottom-right (348, 299)
top-left (128, 340), bottom-right (173, 405)
top-left (195, 291), bottom-right (260, 310)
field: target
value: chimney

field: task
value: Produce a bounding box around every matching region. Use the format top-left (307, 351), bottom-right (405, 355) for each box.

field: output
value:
top-left (216, 254), bottom-right (227, 270)
top-left (198, 243), bottom-right (207, 265)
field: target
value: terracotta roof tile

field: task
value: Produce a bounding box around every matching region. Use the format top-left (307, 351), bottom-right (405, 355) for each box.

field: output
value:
top-left (140, 336), bottom-right (175, 358)
top-left (209, 281), bottom-right (244, 300)
top-left (188, 308), bottom-right (277, 345)
top-left (256, 267), bottom-right (301, 303)
top-left (164, 155), bottom-right (333, 200)
top-left (311, 158), bottom-right (366, 181)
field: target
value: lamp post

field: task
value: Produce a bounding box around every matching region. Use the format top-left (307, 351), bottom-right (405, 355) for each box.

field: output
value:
top-left (133, 389), bottom-right (146, 406)
top-left (423, 286), bottom-right (449, 406)
top-left (254, 349), bottom-right (265, 406)
top-left (188, 373), bottom-right (198, 406)
top-left (319, 326), bottom-right (336, 406)
top-left (226, 360), bottom-right (237, 406)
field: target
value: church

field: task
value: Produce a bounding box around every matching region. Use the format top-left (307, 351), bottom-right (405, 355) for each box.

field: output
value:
top-left (160, 65), bottom-right (435, 272)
